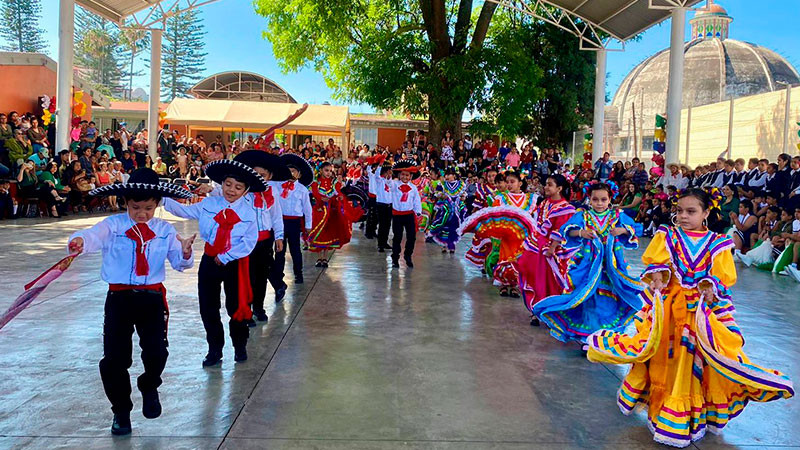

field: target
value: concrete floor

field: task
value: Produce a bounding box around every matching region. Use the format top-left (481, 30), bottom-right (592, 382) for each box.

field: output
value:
top-left (0, 211), bottom-right (797, 450)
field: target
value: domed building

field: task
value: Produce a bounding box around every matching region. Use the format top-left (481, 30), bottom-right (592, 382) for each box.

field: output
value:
top-left (606, 1), bottom-right (799, 154)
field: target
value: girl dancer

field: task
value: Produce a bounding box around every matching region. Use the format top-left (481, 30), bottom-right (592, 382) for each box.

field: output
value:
top-left (271, 153), bottom-right (313, 285)
top-left (307, 162), bottom-right (362, 267)
top-left (163, 159), bottom-right (264, 366)
top-left (68, 168), bottom-right (194, 435)
top-left (586, 189), bottom-right (793, 448)
top-left (516, 174), bottom-right (576, 325)
top-left (428, 169), bottom-right (467, 253)
top-left (459, 171), bottom-right (537, 297)
top-left (533, 182), bottom-right (643, 346)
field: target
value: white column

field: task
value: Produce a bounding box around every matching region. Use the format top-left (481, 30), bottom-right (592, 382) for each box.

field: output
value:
top-left (684, 105), bottom-right (692, 164)
top-left (592, 49), bottom-right (607, 161)
top-left (726, 97), bottom-right (734, 158)
top-left (56, 0), bottom-right (75, 152)
top-left (782, 83), bottom-right (792, 154)
top-left (664, 7), bottom-right (686, 165)
top-left (147, 28), bottom-right (163, 158)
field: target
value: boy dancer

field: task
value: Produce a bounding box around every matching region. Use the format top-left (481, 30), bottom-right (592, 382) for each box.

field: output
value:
top-left (270, 153), bottom-right (313, 286)
top-left (67, 168), bottom-right (195, 435)
top-left (374, 162), bottom-right (394, 252)
top-left (390, 159), bottom-right (422, 268)
top-left (163, 159), bottom-right (265, 367)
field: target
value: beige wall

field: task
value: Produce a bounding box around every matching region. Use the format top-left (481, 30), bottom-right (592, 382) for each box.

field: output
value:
top-left (680, 86), bottom-right (800, 167)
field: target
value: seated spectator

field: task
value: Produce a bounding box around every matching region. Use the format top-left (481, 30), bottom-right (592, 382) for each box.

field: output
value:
top-left (153, 156), bottom-right (168, 176)
top-left (37, 161), bottom-right (69, 217)
top-left (26, 117), bottom-right (48, 154)
top-left (6, 129), bottom-right (33, 167)
top-left (0, 178), bottom-right (15, 219)
top-left (730, 199), bottom-right (758, 252)
top-left (618, 183), bottom-right (643, 218)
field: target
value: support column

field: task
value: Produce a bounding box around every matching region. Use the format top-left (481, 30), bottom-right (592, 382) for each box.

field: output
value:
top-left (782, 83), bottom-right (792, 154)
top-left (56, 0), bottom-right (75, 153)
top-left (664, 7), bottom-right (686, 165)
top-left (592, 49), bottom-right (607, 162)
top-left (147, 28), bottom-right (162, 158)
top-left (727, 97), bottom-right (734, 158)
top-left (684, 105), bottom-right (692, 164)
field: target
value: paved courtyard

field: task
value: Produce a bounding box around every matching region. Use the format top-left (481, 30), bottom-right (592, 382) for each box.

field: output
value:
top-left (0, 212), bottom-right (797, 449)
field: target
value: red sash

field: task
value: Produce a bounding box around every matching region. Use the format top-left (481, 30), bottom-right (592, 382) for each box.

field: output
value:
top-left (203, 209), bottom-right (253, 322)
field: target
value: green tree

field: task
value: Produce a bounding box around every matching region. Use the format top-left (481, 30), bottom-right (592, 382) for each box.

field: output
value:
top-left (75, 6), bottom-right (124, 97)
top-left (118, 25), bottom-right (150, 101)
top-left (254, 0), bottom-right (596, 147)
top-left (161, 8), bottom-right (207, 101)
top-left (0, 0), bottom-right (47, 53)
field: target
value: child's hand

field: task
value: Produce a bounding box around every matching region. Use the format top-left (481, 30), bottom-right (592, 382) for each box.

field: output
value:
top-left (275, 238), bottom-right (284, 253)
top-left (214, 256), bottom-right (224, 266)
top-left (648, 272), bottom-right (666, 293)
top-left (177, 233), bottom-right (196, 259)
top-left (68, 237), bottom-right (84, 254)
top-left (610, 227), bottom-right (628, 237)
top-left (698, 281), bottom-right (715, 304)
top-left (579, 229), bottom-right (596, 239)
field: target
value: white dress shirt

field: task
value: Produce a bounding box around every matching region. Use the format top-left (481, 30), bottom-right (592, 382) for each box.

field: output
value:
top-left (391, 180), bottom-right (422, 215)
top-left (270, 180), bottom-right (313, 230)
top-left (366, 166), bottom-right (377, 196)
top-left (657, 172), bottom-right (688, 189)
top-left (69, 213), bottom-right (193, 285)
top-left (163, 195), bottom-right (258, 264)
top-left (206, 183), bottom-right (284, 240)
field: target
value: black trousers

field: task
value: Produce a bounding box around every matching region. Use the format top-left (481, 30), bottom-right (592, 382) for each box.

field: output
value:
top-left (365, 197), bottom-right (378, 238)
top-left (270, 217), bottom-right (303, 283)
top-left (198, 254), bottom-right (249, 353)
top-left (377, 202), bottom-right (393, 249)
top-left (99, 289), bottom-right (168, 415)
top-left (250, 237), bottom-right (275, 315)
top-left (391, 213), bottom-right (416, 261)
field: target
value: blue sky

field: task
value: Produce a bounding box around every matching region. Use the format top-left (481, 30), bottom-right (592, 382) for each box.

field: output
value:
top-left (37, 0), bottom-right (799, 112)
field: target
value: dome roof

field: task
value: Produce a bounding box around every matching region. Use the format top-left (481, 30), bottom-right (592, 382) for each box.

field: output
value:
top-left (609, 38), bottom-right (799, 133)
top-left (189, 71), bottom-right (296, 103)
top-left (694, 3), bottom-right (727, 16)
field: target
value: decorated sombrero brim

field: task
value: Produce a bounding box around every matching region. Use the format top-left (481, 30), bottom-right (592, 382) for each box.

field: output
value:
top-left (89, 168), bottom-right (193, 199)
top-left (280, 153), bottom-right (314, 187)
top-left (392, 159), bottom-right (421, 179)
top-left (234, 150), bottom-right (291, 182)
top-left (205, 159), bottom-right (268, 192)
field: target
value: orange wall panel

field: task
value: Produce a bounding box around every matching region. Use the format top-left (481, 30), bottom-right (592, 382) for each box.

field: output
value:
top-left (0, 65), bottom-right (93, 119)
top-left (377, 128), bottom-right (407, 150)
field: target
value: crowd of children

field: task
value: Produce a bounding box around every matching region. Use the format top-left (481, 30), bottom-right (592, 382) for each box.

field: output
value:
top-left (48, 138), bottom-right (797, 446)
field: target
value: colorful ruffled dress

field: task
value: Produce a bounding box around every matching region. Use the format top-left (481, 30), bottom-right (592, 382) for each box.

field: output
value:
top-left (533, 208), bottom-right (644, 343)
top-left (428, 180), bottom-right (467, 250)
top-left (587, 225), bottom-right (794, 448)
top-left (414, 176), bottom-right (433, 232)
top-left (459, 191), bottom-right (539, 288)
top-left (473, 183), bottom-right (497, 211)
top-left (307, 178), bottom-right (363, 251)
top-left (516, 198), bottom-right (576, 312)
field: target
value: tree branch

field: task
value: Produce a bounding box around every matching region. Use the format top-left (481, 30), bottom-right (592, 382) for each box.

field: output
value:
top-left (419, 0), bottom-right (451, 59)
top-left (470, 1), bottom-right (497, 50)
top-left (452, 0), bottom-right (472, 52)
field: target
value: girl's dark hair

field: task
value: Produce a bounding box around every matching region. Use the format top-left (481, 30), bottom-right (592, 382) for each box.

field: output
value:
top-left (504, 171), bottom-right (521, 182)
top-left (587, 182), bottom-right (613, 197)
top-left (548, 174), bottom-right (571, 199)
top-left (318, 161), bottom-right (332, 171)
top-left (678, 188), bottom-right (711, 210)
top-left (494, 172), bottom-right (506, 183)
top-left (739, 199), bottom-right (754, 214)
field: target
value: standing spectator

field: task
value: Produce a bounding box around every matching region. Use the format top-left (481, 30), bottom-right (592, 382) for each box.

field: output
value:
top-left (633, 162), bottom-right (649, 188)
top-left (483, 139), bottom-right (498, 162)
top-left (132, 132), bottom-right (148, 168)
top-left (594, 152), bottom-right (613, 181)
top-left (506, 145), bottom-right (521, 169)
top-left (118, 123), bottom-right (130, 153)
top-left (498, 141), bottom-right (511, 161)
top-left (27, 117), bottom-right (48, 154)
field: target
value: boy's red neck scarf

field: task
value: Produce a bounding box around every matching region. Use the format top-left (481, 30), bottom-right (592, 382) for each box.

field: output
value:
top-left (253, 187), bottom-right (274, 208)
top-left (125, 222), bottom-right (155, 276)
top-left (204, 208), bottom-right (253, 322)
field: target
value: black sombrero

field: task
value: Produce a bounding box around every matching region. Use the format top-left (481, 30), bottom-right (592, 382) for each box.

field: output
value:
top-left (205, 159), bottom-right (268, 192)
top-left (234, 150), bottom-right (291, 182)
top-left (89, 168), bottom-right (193, 199)
top-left (391, 159), bottom-right (421, 179)
top-left (280, 153), bottom-right (314, 187)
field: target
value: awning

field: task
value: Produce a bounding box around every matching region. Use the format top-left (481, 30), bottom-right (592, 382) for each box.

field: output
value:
top-left (164, 98), bottom-right (349, 134)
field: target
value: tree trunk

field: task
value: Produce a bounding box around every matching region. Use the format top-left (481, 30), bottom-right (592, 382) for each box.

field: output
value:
top-left (427, 106), bottom-right (464, 150)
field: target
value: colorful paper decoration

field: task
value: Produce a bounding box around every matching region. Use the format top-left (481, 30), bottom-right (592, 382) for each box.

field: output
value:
top-left (652, 114), bottom-right (666, 155)
top-left (581, 133), bottom-right (593, 170)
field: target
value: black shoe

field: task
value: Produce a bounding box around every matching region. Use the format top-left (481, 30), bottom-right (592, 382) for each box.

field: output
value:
top-left (391, 260), bottom-right (400, 268)
top-left (275, 284), bottom-right (287, 303)
top-left (111, 413), bottom-right (132, 435)
top-left (202, 351), bottom-right (222, 367)
top-left (294, 275), bottom-right (304, 284)
top-left (315, 259), bottom-right (322, 267)
top-left (425, 236), bottom-right (434, 243)
top-left (378, 247), bottom-right (385, 253)
top-left (246, 317), bottom-right (256, 327)
top-left (255, 310), bottom-right (268, 322)
top-left (530, 317), bottom-right (540, 327)
top-left (142, 390), bottom-right (161, 419)
top-left (404, 258), bottom-right (414, 268)
top-left (365, 234), bottom-right (375, 239)
top-left (234, 346), bottom-right (248, 363)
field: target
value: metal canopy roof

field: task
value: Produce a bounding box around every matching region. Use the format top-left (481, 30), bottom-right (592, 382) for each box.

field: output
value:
top-left (491, 0), bottom-right (705, 49)
top-left (75, 0), bottom-right (218, 26)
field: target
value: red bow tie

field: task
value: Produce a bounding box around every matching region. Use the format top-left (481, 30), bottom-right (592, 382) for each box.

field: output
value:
top-left (398, 184), bottom-right (412, 202)
top-left (281, 180), bottom-right (295, 198)
top-left (384, 182), bottom-right (390, 193)
top-left (206, 208), bottom-right (241, 256)
top-left (253, 187), bottom-right (274, 208)
top-left (125, 222), bottom-right (156, 276)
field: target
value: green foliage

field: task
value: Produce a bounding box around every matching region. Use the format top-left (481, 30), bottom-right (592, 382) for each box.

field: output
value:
top-left (254, 0), bottom-right (596, 147)
top-left (161, 8), bottom-right (208, 101)
top-left (118, 25), bottom-right (150, 101)
top-left (75, 7), bottom-right (124, 97)
top-left (0, 0), bottom-right (47, 53)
